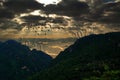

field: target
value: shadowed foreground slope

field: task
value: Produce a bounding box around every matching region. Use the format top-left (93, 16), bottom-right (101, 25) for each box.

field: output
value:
top-left (28, 32), bottom-right (120, 80)
top-left (0, 40), bottom-right (52, 80)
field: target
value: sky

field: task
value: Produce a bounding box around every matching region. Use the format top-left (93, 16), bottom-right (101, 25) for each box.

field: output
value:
top-left (0, 0), bottom-right (119, 56)
top-left (0, 0), bottom-right (120, 39)
top-left (36, 0), bottom-right (62, 5)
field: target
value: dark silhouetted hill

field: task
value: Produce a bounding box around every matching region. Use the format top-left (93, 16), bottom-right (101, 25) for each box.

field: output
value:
top-left (0, 40), bottom-right (52, 80)
top-left (28, 32), bottom-right (120, 80)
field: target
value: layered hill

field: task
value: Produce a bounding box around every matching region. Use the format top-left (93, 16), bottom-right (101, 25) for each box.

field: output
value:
top-left (28, 32), bottom-right (120, 80)
top-left (0, 40), bottom-right (52, 80)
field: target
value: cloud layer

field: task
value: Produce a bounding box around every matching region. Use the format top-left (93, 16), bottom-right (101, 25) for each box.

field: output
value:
top-left (0, 0), bottom-right (120, 39)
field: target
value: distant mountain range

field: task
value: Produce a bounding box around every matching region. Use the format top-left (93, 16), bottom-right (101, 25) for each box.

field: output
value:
top-left (0, 40), bottom-right (52, 80)
top-left (28, 32), bottom-right (120, 80)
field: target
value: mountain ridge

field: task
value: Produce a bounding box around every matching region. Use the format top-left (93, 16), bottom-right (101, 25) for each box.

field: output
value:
top-left (0, 40), bottom-right (52, 80)
top-left (28, 32), bottom-right (120, 80)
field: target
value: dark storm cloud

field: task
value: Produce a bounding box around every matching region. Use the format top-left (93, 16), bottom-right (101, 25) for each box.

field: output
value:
top-left (0, 19), bottom-right (20, 30)
top-left (0, 0), bottom-right (89, 19)
top-left (60, 0), bottom-right (81, 5)
top-left (42, 0), bottom-right (89, 17)
top-left (21, 15), bottom-right (47, 22)
top-left (20, 15), bottom-right (52, 26)
top-left (0, 9), bottom-right (14, 18)
top-left (0, 0), bottom-right (44, 25)
top-left (52, 17), bottom-right (65, 24)
top-left (91, 2), bottom-right (120, 23)
top-left (3, 0), bottom-right (44, 14)
top-left (20, 15), bottom-right (68, 27)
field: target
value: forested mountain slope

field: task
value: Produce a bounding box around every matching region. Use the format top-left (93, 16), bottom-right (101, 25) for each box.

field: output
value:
top-left (29, 32), bottom-right (120, 80)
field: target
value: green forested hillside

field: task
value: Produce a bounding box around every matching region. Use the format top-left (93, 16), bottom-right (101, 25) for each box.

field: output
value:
top-left (28, 32), bottom-right (120, 80)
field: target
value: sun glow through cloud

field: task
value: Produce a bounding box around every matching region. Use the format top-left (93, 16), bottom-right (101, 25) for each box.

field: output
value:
top-left (36, 0), bottom-right (62, 5)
